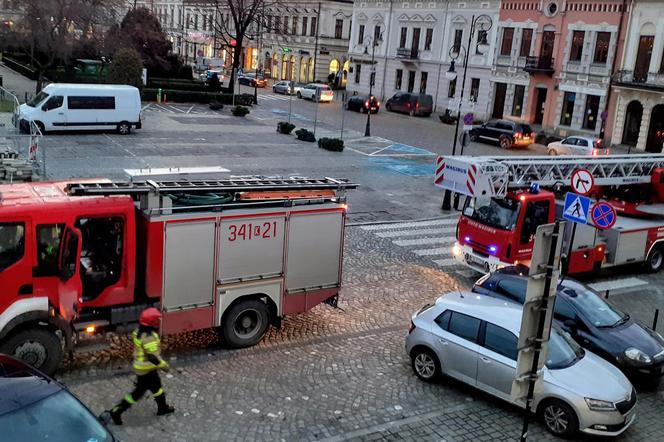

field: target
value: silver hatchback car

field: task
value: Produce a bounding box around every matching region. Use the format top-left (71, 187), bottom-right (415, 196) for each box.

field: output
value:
top-left (405, 292), bottom-right (637, 438)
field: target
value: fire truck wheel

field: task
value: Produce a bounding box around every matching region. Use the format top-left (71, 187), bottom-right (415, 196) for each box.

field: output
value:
top-left (646, 247), bottom-right (664, 272)
top-left (221, 300), bottom-right (270, 348)
top-left (0, 328), bottom-right (63, 375)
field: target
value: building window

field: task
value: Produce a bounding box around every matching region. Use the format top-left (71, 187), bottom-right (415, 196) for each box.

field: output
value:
top-left (335, 19), bottom-right (343, 39)
top-left (292, 17), bottom-right (298, 35)
top-left (310, 17), bottom-right (317, 37)
top-left (500, 28), bottom-right (514, 56)
top-left (267, 16), bottom-right (272, 32)
top-left (661, 49), bottom-right (664, 74)
top-left (275, 16), bottom-right (280, 34)
top-left (448, 78), bottom-right (456, 98)
top-left (395, 69), bottom-right (403, 89)
top-left (354, 64), bottom-right (361, 83)
top-left (511, 85), bottom-right (525, 117)
top-left (420, 72), bottom-right (428, 93)
top-left (202, 14), bottom-right (206, 31)
top-left (194, 14), bottom-right (198, 30)
top-left (476, 30), bottom-right (487, 54)
top-left (583, 95), bottom-right (600, 130)
top-left (358, 24), bottom-right (365, 44)
top-left (407, 71), bottom-right (416, 93)
top-left (453, 29), bottom-right (463, 53)
top-left (424, 28), bottom-right (433, 50)
top-left (399, 27), bottom-right (408, 48)
top-left (593, 32), bottom-right (610, 64)
top-left (302, 17), bottom-right (308, 36)
top-left (560, 92), bottom-right (576, 126)
top-left (520, 29), bottom-right (533, 57)
top-left (570, 31), bottom-right (585, 61)
top-left (470, 78), bottom-right (480, 102)
top-left (186, 13), bottom-right (190, 29)
top-left (283, 16), bottom-right (289, 34)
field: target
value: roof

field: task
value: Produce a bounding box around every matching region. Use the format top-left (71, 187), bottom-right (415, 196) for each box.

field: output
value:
top-left (437, 291), bottom-right (523, 333)
top-left (44, 83), bottom-right (138, 91)
top-left (0, 355), bottom-right (61, 415)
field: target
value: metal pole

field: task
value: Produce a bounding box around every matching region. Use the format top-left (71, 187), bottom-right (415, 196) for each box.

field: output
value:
top-left (313, 89), bottom-right (319, 137)
top-left (340, 91), bottom-right (346, 139)
top-left (312, 2), bottom-right (321, 82)
top-left (520, 220), bottom-right (561, 442)
top-left (288, 79), bottom-right (294, 123)
top-left (653, 309), bottom-right (660, 331)
top-left (365, 41), bottom-right (375, 137)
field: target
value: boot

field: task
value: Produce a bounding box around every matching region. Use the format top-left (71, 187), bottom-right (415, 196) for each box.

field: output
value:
top-left (110, 398), bottom-right (132, 425)
top-left (155, 393), bottom-right (175, 416)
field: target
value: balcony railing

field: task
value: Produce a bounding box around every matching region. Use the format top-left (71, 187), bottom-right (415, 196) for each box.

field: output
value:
top-left (613, 70), bottom-right (664, 90)
top-left (396, 47), bottom-right (419, 60)
top-left (523, 56), bottom-right (555, 75)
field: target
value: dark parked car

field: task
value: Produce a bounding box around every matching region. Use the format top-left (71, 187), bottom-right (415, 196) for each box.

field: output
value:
top-left (238, 73), bottom-right (267, 87)
top-left (0, 354), bottom-right (117, 441)
top-left (469, 119), bottom-right (535, 149)
top-left (346, 95), bottom-right (380, 113)
top-left (385, 93), bottom-right (432, 117)
top-left (473, 266), bottom-right (664, 383)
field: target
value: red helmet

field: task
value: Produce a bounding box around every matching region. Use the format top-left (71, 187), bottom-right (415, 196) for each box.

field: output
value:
top-left (139, 308), bottom-right (162, 328)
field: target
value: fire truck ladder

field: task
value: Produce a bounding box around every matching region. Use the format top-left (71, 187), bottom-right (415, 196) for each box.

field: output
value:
top-left (443, 154), bottom-right (664, 197)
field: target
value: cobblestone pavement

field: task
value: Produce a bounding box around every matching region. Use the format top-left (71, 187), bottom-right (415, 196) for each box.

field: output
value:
top-left (59, 221), bottom-right (664, 442)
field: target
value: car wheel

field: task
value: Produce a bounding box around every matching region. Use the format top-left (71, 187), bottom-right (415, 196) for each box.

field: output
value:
top-left (646, 246), bottom-right (664, 272)
top-left (499, 136), bottom-right (512, 149)
top-left (540, 399), bottom-right (579, 438)
top-left (117, 121), bottom-right (131, 135)
top-left (297, 91), bottom-right (302, 98)
top-left (0, 328), bottom-right (63, 375)
top-left (386, 103), bottom-right (391, 111)
top-left (220, 299), bottom-right (270, 348)
top-left (548, 149), bottom-right (558, 156)
top-left (410, 348), bottom-right (441, 382)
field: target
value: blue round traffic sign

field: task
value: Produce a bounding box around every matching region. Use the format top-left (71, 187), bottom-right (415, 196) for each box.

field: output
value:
top-left (590, 202), bottom-right (616, 230)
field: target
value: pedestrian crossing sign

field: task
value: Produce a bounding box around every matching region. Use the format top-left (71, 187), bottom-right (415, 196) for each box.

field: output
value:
top-left (563, 192), bottom-right (591, 224)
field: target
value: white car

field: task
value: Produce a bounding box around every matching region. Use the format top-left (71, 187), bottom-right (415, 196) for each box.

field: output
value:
top-left (297, 83), bottom-right (334, 102)
top-left (547, 136), bottom-right (607, 156)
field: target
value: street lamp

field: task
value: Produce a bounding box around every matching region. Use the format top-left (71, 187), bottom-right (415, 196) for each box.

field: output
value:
top-left (363, 34), bottom-right (382, 137)
top-left (441, 14), bottom-right (493, 211)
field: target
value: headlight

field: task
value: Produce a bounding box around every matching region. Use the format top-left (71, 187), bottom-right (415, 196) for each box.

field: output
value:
top-left (585, 398), bottom-right (616, 412)
top-left (452, 244), bottom-right (462, 257)
top-left (624, 347), bottom-right (652, 364)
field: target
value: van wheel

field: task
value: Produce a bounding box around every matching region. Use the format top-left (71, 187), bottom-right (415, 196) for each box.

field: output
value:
top-left (646, 246), bottom-right (664, 272)
top-left (539, 399), bottom-right (579, 438)
top-left (499, 136), bottom-right (512, 149)
top-left (0, 328), bottom-right (63, 375)
top-left (220, 299), bottom-right (270, 348)
top-left (117, 122), bottom-right (131, 135)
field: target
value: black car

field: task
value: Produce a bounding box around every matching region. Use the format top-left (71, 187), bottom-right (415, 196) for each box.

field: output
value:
top-left (469, 119), bottom-right (535, 149)
top-left (384, 92), bottom-right (433, 117)
top-left (473, 266), bottom-right (664, 383)
top-left (0, 354), bottom-right (117, 441)
top-left (346, 95), bottom-right (380, 113)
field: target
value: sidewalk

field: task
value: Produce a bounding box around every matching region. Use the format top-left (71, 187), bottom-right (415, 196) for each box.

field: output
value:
top-left (0, 62), bottom-right (37, 103)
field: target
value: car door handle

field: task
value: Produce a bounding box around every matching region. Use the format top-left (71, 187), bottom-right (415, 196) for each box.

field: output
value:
top-left (58, 112), bottom-right (64, 115)
top-left (480, 356), bottom-right (491, 363)
top-left (438, 338), bottom-right (448, 345)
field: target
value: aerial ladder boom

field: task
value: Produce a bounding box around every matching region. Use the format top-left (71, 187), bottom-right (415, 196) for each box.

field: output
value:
top-left (434, 154), bottom-right (664, 198)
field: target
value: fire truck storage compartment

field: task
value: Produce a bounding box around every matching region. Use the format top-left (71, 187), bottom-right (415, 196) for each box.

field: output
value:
top-left (286, 211), bottom-right (344, 292)
top-left (217, 280), bottom-right (282, 326)
top-left (563, 222), bottom-right (598, 253)
top-left (218, 215), bottom-right (286, 282)
top-left (602, 229), bottom-right (647, 265)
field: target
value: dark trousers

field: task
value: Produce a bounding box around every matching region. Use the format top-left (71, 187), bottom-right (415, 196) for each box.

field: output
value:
top-left (129, 370), bottom-right (163, 401)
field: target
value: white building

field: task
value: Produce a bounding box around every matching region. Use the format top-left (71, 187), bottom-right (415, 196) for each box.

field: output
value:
top-left (611, 0), bottom-right (664, 152)
top-left (347, 0), bottom-right (500, 119)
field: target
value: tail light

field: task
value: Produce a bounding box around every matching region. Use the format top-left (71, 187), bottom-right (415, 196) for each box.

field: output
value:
top-left (408, 320), bottom-right (416, 334)
top-left (416, 102), bottom-right (420, 108)
top-left (365, 101), bottom-right (369, 107)
top-left (377, 101), bottom-right (380, 106)
top-left (592, 149), bottom-right (599, 156)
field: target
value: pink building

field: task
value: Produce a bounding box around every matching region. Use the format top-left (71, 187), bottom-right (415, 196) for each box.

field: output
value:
top-left (490, 1), bottom-right (629, 140)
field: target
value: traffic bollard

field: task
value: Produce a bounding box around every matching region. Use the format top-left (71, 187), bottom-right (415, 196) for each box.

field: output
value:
top-left (653, 309), bottom-right (660, 331)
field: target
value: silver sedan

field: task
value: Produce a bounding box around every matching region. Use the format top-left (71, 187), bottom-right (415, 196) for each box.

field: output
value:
top-left (405, 292), bottom-right (636, 438)
top-left (272, 81), bottom-right (301, 95)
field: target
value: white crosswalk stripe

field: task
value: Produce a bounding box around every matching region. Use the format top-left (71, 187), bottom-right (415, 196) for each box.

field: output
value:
top-left (393, 237), bottom-right (455, 247)
top-left (413, 246), bottom-right (454, 256)
top-left (360, 218), bottom-right (457, 231)
top-left (258, 94), bottom-right (292, 101)
top-left (375, 227), bottom-right (456, 238)
top-left (432, 259), bottom-right (460, 267)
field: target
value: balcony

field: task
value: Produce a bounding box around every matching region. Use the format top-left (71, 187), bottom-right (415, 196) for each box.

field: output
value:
top-left (396, 47), bottom-right (419, 60)
top-left (523, 56), bottom-right (555, 75)
top-left (613, 70), bottom-right (664, 92)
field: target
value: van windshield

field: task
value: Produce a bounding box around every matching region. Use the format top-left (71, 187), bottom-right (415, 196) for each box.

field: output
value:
top-left (463, 197), bottom-right (521, 230)
top-left (26, 91), bottom-right (49, 108)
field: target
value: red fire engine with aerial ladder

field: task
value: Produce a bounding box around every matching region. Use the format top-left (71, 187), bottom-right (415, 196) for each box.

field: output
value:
top-left (434, 154), bottom-right (664, 275)
top-left (0, 174), bottom-right (356, 374)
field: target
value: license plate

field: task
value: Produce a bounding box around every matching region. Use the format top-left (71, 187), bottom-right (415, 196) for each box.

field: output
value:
top-left (465, 253), bottom-right (483, 265)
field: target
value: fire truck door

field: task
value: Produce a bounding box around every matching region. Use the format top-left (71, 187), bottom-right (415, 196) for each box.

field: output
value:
top-left (0, 220), bottom-right (33, 310)
top-left (57, 227), bottom-right (83, 322)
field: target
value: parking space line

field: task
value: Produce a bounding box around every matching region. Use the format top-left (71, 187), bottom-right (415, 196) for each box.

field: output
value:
top-left (141, 104), bottom-right (151, 111)
top-left (186, 105), bottom-right (195, 114)
top-left (168, 105), bottom-right (186, 113)
top-left (153, 104), bottom-right (174, 113)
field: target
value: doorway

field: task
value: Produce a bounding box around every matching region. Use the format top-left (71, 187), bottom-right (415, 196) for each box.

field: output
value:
top-left (622, 100), bottom-right (643, 146)
top-left (533, 87), bottom-right (547, 125)
top-left (646, 105), bottom-right (664, 153)
top-left (492, 83), bottom-right (507, 118)
top-left (634, 36), bottom-right (654, 83)
top-left (540, 31), bottom-right (555, 60)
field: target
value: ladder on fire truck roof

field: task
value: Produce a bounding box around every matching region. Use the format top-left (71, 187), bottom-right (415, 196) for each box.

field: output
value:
top-left (435, 154), bottom-right (664, 198)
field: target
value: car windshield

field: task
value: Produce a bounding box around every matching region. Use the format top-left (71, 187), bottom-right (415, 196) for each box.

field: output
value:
top-left (560, 281), bottom-right (627, 327)
top-left (546, 327), bottom-right (585, 369)
top-left (26, 91), bottom-right (49, 107)
top-left (0, 390), bottom-right (113, 442)
top-left (464, 197), bottom-right (521, 230)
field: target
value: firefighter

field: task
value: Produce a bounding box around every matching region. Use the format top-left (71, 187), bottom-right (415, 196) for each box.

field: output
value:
top-left (108, 307), bottom-right (175, 425)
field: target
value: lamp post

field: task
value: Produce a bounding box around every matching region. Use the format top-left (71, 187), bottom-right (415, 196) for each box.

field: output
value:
top-left (363, 34), bottom-right (382, 137)
top-left (441, 14), bottom-right (492, 211)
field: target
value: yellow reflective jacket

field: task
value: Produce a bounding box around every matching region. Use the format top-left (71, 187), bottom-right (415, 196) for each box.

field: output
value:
top-left (132, 329), bottom-right (168, 375)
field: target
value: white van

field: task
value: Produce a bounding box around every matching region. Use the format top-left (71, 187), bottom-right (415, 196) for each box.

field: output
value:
top-left (18, 84), bottom-right (142, 135)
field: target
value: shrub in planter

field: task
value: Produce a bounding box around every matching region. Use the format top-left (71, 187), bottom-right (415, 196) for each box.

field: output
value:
top-left (209, 101), bottom-right (224, 111)
top-left (277, 121), bottom-right (295, 134)
top-left (318, 137), bottom-right (344, 152)
top-left (232, 105), bottom-right (250, 117)
top-left (439, 111), bottom-right (457, 124)
top-left (295, 128), bottom-right (316, 142)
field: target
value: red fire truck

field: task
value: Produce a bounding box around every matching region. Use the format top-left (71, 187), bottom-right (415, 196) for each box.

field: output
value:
top-left (434, 154), bottom-right (664, 275)
top-left (0, 176), bottom-right (355, 373)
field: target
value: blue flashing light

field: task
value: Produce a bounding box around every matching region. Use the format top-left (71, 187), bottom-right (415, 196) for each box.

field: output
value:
top-left (489, 245), bottom-right (497, 254)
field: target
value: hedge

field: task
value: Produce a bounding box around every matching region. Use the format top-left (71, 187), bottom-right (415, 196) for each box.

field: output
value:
top-left (318, 137), bottom-right (344, 152)
top-left (3, 57), bottom-right (39, 80)
top-left (149, 77), bottom-right (209, 92)
top-left (277, 121), bottom-right (295, 134)
top-left (295, 128), bottom-right (316, 142)
top-left (141, 88), bottom-right (254, 105)
top-left (231, 105), bottom-right (250, 117)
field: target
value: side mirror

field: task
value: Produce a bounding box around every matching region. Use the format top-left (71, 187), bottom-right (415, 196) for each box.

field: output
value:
top-left (41, 104), bottom-right (48, 111)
